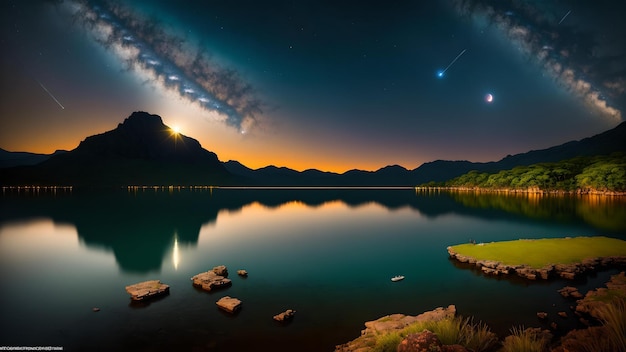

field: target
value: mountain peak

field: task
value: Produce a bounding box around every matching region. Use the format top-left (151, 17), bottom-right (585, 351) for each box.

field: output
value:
top-left (119, 111), bottom-right (164, 130)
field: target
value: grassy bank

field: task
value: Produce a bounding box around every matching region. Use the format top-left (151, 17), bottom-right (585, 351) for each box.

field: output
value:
top-left (449, 236), bottom-right (626, 269)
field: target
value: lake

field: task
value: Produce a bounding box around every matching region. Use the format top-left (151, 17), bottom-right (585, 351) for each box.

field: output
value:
top-left (1, 188), bottom-right (625, 351)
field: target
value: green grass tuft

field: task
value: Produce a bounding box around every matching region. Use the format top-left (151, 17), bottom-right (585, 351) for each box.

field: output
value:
top-left (501, 326), bottom-right (547, 352)
top-left (597, 297), bottom-right (626, 352)
top-left (373, 332), bottom-right (403, 352)
top-left (372, 315), bottom-right (498, 352)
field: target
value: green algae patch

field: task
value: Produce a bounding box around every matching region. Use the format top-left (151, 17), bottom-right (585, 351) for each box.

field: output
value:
top-left (449, 236), bottom-right (626, 269)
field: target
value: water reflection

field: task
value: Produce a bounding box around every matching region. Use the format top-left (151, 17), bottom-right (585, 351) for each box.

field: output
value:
top-left (441, 190), bottom-right (626, 232)
top-left (172, 233), bottom-right (180, 270)
top-left (1, 188), bottom-right (624, 274)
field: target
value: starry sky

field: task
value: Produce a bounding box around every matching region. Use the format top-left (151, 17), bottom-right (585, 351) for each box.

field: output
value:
top-left (1, 0), bottom-right (625, 173)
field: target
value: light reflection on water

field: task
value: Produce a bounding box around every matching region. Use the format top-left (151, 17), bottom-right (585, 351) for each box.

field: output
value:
top-left (0, 189), bottom-right (624, 351)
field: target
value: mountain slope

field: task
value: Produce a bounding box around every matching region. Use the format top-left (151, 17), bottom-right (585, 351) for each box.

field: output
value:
top-left (410, 121), bottom-right (626, 183)
top-left (1, 112), bottom-right (231, 186)
top-left (0, 148), bottom-right (67, 168)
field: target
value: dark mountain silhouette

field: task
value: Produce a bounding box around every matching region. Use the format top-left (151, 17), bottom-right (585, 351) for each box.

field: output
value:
top-left (411, 121), bottom-right (626, 183)
top-left (224, 121), bottom-right (626, 185)
top-left (0, 111), bottom-right (232, 186)
top-left (2, 114), bottom-right (625, 186)
top-left (0, 148), bottom-right (67, 168)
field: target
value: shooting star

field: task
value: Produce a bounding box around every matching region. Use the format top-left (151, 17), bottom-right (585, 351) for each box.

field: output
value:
top-left (37, 81), bottom-right (65, 110)
top-left (437, 49), bottom-right (467, 78)
top-left (558, 10), bottom-right (571, 25)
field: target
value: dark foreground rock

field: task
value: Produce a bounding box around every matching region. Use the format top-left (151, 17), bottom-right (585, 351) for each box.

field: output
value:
top-left (125, 280), bottom-right (170, 301)
top-left (397, 330), bottom-right (469, 352)
top-left (273, 309), bottom-right (296, 322)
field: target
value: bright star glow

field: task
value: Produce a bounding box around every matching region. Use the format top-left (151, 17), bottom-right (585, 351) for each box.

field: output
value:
top-left (172, 126), bottom-right (181, 134)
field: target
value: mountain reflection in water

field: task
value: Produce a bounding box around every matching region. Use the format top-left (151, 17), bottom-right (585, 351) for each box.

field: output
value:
top-left (1, 188), bottom-right (624, 273)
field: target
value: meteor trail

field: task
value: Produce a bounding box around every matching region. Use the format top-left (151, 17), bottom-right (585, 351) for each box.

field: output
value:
top-left (37, 81), bottom-right (65, 110)
top-left (437, 49), bottom-right (467, 78)
top-left (558, 10), bottom-right (571, 25)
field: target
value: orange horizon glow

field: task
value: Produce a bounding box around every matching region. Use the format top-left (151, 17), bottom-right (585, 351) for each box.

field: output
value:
top-left (3, 140), bottom-right (424, 173)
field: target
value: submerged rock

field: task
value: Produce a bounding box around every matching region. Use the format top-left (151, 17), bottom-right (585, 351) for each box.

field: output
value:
top-left (537, 312), bottom-right (548, 319)
top-left (216, 296), bottom-right (241, 313)
top-left (273, 309), bottom-right (296, 322)
top-left (558, 286), bottom-right (583, 299)
top-left (125, 280), bottom-right (170, 301)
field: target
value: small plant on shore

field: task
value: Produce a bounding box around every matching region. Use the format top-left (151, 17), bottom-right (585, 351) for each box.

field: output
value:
top-left (373, 331), bottom-right (403, 352)
top-left (463, 318), bottom-right (499, 352)
top-left (500, 326), bottom-right (547, 352)
top-left (596, 297), bottom-right (626, 352)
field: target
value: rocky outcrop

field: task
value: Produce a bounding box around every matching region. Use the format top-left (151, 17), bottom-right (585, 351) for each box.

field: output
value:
top-left (335, 305), bottom-right (456, 352)
top-left (191, 266), bottom-right (232, 291)
top-left (554, 272), bottom-right (626, 351)
top-left (273, 309), bottom-right (296, 322)
top-left (237, 269), bottom-right (248, 277)
top-left (216, 296), bottom-right (242, 313)
top-left (125, 280), bottom-right (170, 301)
top-left (447, 246), bottom-right (626, 280)
top-left (575, 271), bottom-right (626, 318)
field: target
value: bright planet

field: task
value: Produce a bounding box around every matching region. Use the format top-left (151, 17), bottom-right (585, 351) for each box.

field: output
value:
top-left (485, 93), bottom-right (494, 103)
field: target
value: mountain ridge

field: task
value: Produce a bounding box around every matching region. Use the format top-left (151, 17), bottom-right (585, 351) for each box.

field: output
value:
top-left (1, 112), bottom-right (625, 186)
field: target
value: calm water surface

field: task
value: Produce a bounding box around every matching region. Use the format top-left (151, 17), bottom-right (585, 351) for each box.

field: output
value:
top-left (1, 188), bottom-right (625, 351)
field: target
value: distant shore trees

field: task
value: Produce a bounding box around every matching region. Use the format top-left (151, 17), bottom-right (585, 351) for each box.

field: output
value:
top-left (434, 153), bottom-right (626, 194)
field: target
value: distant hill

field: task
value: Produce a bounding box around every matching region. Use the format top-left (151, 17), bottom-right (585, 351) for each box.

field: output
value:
top-left (0, 111), bottom-right (231, 186)
top-left (0, 148), bottom-right (67, 168)
top-left (2, 113), bottom-right (625, 187)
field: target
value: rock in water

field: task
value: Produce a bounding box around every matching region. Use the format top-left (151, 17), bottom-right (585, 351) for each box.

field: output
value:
top-left (273, 309), bottom-right (296, 322)
top-left (216, 296), bottom-right (242, 313)
top-left (237, 269), bottom-right (248, 277)
top-left (125, 280), bottom-right (170, 301)
top-left (212, 265), bottom-right (228, 277)
top-left (191, 266), bottom-right (232, 291)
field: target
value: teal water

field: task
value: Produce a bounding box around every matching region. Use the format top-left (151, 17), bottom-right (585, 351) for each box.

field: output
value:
top-left (0, 188), bottom-right (625, 351)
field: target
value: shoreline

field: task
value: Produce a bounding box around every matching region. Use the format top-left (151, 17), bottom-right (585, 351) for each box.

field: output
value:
top-left (336, 271), bottom-right (626, 352)
top-left (447, 246), bottom-right (626, 280)
top-left (415, 186), bottom-right (626, 197)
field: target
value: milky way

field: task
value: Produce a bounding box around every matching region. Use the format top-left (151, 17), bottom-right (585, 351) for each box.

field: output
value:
top-left (65, 0), bottom-right (262, 132)
top-left (453, 0), bottom-right (624, 121)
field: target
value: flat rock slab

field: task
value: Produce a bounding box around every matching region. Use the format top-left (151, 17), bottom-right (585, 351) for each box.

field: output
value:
top-left (216, 296), bottom-right (242, 313)
top-left (125, 280), bottom-right (170, 301)
top-left (191, 269), bottom-right (232, 292)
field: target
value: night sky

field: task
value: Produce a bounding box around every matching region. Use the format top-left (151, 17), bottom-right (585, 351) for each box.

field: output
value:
top-left (1, 0), bottom-right (625, 172)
